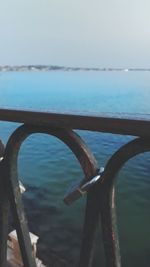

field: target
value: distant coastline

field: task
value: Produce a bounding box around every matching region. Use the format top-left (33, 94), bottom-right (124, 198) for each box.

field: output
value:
top-left (0, 65), bottom-right (150, 72)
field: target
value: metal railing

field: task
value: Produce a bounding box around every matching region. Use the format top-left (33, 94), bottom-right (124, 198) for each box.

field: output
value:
top-left (0, 108), bottom-right (150, 267)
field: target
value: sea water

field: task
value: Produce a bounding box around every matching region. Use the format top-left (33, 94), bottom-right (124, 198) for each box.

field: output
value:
top-left (0, 71), bottom-right (150, 267)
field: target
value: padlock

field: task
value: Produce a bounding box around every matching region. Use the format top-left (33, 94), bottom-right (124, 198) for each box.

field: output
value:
top-left (64, 167), bottom-right (104, 205)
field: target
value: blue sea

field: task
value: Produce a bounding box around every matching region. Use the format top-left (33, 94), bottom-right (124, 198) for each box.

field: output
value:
top-left (0, 71), bottom-right (150, 267)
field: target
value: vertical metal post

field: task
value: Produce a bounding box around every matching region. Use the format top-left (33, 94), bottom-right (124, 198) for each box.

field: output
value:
top-left (79, 184), bottom-right (101, 267)
top-left (100, 184), bottom-right (121, 267)
top-left (4, 157), bottom-right (37, 267)
top-left (0, 141), bottom-right (9, 267)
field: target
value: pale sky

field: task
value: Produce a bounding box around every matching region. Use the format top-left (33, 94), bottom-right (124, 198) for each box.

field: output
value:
top-left (0, 0), bottom-right (150, 67)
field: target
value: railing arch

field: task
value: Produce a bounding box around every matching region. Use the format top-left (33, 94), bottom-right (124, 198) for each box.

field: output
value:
top-left (0, 108), bottom-right (149, 267)
top-left (1, 123), bottom-right (98, 267)
top-left (96, 138), bottom-right (150, 267)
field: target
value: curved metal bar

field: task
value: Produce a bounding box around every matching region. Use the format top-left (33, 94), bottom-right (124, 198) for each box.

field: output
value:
top-left (99, 137), bottom-right (150, 267)
top-left (0, 140), bottom-right (5, 158)
top-left (3, 124), bottom-right (98, 267)
top-left (0, 140), bottom-right (9, 267)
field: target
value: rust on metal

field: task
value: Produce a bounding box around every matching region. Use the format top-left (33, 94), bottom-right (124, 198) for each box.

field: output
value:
top-left (2, 124), bottom-right (98, 267)
top-left (0, 141), bottom-right (10, 267)
top-left (0, 108), bottom-right (149, 267)
top-left (0, 108), bottom-right (150, 137)
top-left (98, 138), bottom-right (150, 267)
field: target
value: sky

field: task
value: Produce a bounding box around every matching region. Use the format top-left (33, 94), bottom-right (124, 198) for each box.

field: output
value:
top-left (0, 0), bottom-right (150, 67)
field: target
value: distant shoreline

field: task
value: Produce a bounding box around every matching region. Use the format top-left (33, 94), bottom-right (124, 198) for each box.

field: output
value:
top-left (0, 65), bottom-right (150, 72)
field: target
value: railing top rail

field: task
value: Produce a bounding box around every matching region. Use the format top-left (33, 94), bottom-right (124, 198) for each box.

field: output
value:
top-left (0, 108), bottom-right (150, 137)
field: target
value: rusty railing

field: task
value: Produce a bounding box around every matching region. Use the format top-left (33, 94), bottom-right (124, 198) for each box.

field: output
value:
top-left (0, 108), bottom-right (150, 267)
